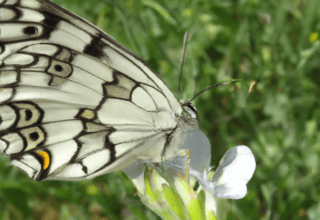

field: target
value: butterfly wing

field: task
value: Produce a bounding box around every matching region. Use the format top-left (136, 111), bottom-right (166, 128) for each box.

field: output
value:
top-left (0, 0), bottom-right (183, 181)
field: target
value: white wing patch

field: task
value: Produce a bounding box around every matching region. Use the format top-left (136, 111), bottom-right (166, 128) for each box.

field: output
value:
top-left (2, 133), bottom-right (24, 154)
top-left (77, 132), bottom-right (109, 158)
top-left (132, 87), bottom-right (157, 111)
top-left (141, 84), bottom-right (172, 111)
top-left (50, 22), bottom-right (92, 51)
top-left (0, 105), bottom-right (16, 130)
top-left (72, 55), bottom-right (114, 82)
top-left (98, 99), bottom-right (154, 125)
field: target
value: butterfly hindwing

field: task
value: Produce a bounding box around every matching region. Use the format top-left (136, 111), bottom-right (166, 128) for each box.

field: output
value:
top-left (0, 0), bottom-right (182, 181)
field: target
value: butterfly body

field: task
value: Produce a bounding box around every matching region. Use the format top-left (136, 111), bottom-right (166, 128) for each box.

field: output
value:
top-left (0, 0), bottom-right (210, 182)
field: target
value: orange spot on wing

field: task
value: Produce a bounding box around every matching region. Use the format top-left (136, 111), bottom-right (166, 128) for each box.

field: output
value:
top-left (37, 151), bottom-right (50, 170)
top-left (81, 109), bottom-right (95, 120)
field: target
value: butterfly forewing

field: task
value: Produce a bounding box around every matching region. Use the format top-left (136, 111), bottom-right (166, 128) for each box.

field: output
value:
top-left (0, 0), bottom-right (200, 182)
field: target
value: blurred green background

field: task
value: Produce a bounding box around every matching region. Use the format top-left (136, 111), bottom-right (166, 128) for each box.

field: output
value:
top-left (1, 0), bottom-right (320, 219)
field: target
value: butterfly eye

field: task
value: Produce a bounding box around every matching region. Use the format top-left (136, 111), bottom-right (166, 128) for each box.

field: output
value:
top-left (23, 26), bottom-right (38, 35)
top-left (183, 103), bottom-right (198, 119)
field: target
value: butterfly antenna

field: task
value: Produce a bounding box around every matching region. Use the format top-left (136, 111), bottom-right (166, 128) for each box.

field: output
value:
top-left (178, 31), bottom-right (189, 96)
top-left (186, 82), bottom-right (233, 104)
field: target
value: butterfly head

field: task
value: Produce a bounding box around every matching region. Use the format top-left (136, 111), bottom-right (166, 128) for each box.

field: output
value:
top-left (182, 102), bottom-right (198, 119)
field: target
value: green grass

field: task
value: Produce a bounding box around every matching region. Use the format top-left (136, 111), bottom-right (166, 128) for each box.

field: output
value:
top-left (1, 0), bottom-right (320, 219)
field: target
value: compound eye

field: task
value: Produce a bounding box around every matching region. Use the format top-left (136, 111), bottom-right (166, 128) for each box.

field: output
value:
top-left (183, 103), bottom-right (198, 119)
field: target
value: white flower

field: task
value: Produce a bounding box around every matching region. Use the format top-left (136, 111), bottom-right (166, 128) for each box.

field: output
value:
top-left (191, 145), bottom-right (256, 199)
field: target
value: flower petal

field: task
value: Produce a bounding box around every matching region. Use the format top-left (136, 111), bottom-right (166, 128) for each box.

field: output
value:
top-left (211, 145), bottom-right (256, 199)
top-left (123, 161), bottom-right (146, 194)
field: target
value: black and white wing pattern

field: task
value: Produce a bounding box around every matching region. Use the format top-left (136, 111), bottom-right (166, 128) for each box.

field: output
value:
top-left (0, 0), bottom-right (208, 182)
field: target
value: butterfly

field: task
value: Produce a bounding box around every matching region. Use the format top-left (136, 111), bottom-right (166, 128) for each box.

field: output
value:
top-left (0, 0), bottom-right (211, 182)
